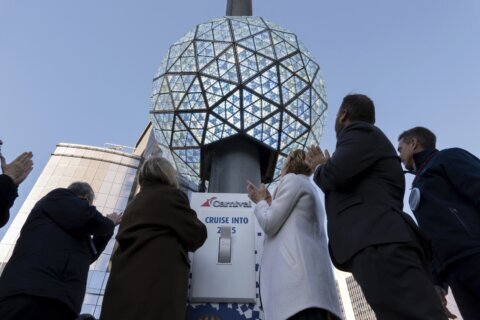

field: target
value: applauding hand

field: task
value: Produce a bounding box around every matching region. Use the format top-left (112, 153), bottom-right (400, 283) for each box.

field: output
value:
top-left (246, 180), bottom-right (272, 205)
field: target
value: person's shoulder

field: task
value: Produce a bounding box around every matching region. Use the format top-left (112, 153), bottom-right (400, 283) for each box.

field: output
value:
top-left (142, 183), bottom-right (186, 199)
top-left (281, 173), bottom-right (308, 188)
top-left (439, 148), bottom-right (479, 162)
top-left (44, 187), bottom-right (73, 198)
top-left (341, 122), bottom-right (376, 137)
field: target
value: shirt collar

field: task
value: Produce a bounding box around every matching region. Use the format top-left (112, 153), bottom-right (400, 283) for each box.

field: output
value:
top-left (413, 148), bottom-right (438, 171)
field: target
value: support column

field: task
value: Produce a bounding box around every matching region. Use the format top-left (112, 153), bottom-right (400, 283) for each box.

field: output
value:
top-left (208, 136), bottom-right (261, 193)
top-left (226, 0), bottom-right (252, 16)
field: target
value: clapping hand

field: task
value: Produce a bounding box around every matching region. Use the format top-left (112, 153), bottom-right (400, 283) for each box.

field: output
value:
top-left (0, 151), bottom-right (34, 186)
top-left (107, 212), bottom-right (123, 226)
top-left (246, 180), bottom-right (272, 205)
top-left (305, 145), bottom-right (330, 172)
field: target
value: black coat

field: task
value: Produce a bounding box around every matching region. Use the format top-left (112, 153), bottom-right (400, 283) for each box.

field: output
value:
top-left (313, 122), bottom-right (421, 268)
top-left (0, 174), bottom-right (17, 228)
top-left (412, 148), bottom-right (480, 279)
top-left (100, 183), bottom-right (207, 320)
top-left (0, 188), bottom-right (114, 315)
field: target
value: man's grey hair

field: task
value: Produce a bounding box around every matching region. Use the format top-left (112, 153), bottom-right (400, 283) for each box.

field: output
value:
top-left (68, 182), bottom-right (95, 204)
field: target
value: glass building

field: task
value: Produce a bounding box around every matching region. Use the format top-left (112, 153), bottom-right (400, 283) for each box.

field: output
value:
top-left (0, 143), bottom-right (141, 318)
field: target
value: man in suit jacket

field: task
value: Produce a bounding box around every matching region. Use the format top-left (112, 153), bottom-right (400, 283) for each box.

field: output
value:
top-left (0, 182), bottom-right (122, 320)
top-left (0, 139), bottom-right (33, 228)
top-left (306, 94), bottom-right (447, 319)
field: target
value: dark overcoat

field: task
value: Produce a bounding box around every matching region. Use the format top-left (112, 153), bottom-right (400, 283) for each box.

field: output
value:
top-left (0, 188), bottom-right (114, 315)
top-left (313, 122), bottom-right (424, 268)
top-left (100, 183), bottom-right (207, 320)
top-left (412, 148), bottom-right (480, 279)
top-left (0, 174), bottom-right (17, 228)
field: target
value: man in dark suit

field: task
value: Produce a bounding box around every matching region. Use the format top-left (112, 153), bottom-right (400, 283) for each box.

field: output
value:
top-left (0, 139), bottom-right (33, 228)
top-left (0, 182), bottom-right (122, 320)
top-left (306, 94), bottom-right (447, 319)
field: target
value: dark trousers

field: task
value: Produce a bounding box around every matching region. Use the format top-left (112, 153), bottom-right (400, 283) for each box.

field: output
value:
top-left (0, 294), bottom-right (77, 320)
top-left (349, 242), bottom-right (447, 320)
top-left (288, 308), bottom-right (332, 320)
top-left (445, 252), bottom-right (480, 320)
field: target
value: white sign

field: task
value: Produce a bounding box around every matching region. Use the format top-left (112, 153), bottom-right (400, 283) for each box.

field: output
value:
top-left (189, 192), bottom-right (256, 303)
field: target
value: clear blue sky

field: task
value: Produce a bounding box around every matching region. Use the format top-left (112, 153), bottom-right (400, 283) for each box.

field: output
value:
top-left (1, 0), bottom-right (479, 238)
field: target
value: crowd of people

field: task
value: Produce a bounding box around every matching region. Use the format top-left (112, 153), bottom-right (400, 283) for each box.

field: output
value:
top-left (0, 93), bottom-right (479, 320)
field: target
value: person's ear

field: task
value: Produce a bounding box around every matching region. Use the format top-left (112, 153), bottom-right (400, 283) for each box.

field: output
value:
top-left (411, 138), bottom-right (418, 150)
top-left (338, 109), bottom-right (348, 124)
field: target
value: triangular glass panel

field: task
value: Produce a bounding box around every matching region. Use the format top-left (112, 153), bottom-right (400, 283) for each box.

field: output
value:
top-left (167, 74), bottom-right (195, 92)
top-left (296, 68), bottom-right (309, 83)
top-left (172, 150), bottom-right (199, 176)
top-left (312, 72), bottom-right (327, 101)
top-left (173, 117), bottom-right (199, 147)
top-left (279, 65), bottom-right (294, 85)
top-left (274, 40), bottom-right (298, 60)
top-left (196, 41), bottom-right (214, 58)
top-left (254, 31), bottom-right (272, 49)
top-left (173, 148), bottom-right (201, 169)
top-left (311, 90), bottom-right (327, 118)
top-left (202, 59), bottom-right (220, 78)
top-left (272, 30), bottom-right (298, 49)
top-left (157, 76), bottom-right (170, 94)
top-left (153, 113), bottom-right (174, 131)
top-left (281, 53), bottom-right (305, 74)
top-left (310, 114), bottom-right (327, 141)
top-left (248, 22), bottom-right (267, 35)
top-left (213, 19), bottom-right (232, 42)
top-left (179, 92), bottom-right (206, 111)
top-left (178, 112), bottom-right (206, 130)
top-left (238, 37), bottom-right (256, 52)
top-left (212, 95), bottom-right (241, 129)
top-left (153, 93), bottom-right (174, 112)
top-left (282, 133), bottom-right (308, 155)
top-left (196, 21), bottom-right (215, 41)
top-left (245, 17), bottom-right (267, 29)
top-left (246, 113), bottom-right (280, 148)
top-left (282, 74), bottom-right (308, 104)
top-left (231, 19), bottom-right (251, 41)
top-left (264, 19), bottom-right (290, 33)
top-left (286, 90), bottom-right (311, 124)
top-left (245, 65), bottom-right (280, 103)
top-left (212, 47), bottom-right (236, 81)
top-left (166, 41), bottom-right (191, 71)
top-left (302, 53), bottom-right (319, 83)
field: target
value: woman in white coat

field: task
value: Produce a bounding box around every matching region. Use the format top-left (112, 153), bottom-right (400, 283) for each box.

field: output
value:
top-left (247, 149), bottom-right (342, 320)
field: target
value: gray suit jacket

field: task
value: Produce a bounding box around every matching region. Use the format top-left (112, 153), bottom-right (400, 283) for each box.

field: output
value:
top-left (313, 122), bottom-right (420, 269)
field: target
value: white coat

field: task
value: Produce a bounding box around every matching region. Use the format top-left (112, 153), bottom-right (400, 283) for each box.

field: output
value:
top-left (254, 173), bottom-right (342, 320)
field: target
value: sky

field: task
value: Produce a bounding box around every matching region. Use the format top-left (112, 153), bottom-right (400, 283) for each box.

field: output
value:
top-left (1, 1), bottom-right (479, 228)
top-left (1, 1), bottom-right (478, 315)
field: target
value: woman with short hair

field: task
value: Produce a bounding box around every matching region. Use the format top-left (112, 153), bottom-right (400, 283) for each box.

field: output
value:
top-left (101, 157), bottom-right (207, 320)
top-left (247, 150), bottom-right (342, 320)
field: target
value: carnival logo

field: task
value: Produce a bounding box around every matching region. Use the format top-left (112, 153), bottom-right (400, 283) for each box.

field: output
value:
top-left (201, 196), bottom-right (252, 208)
top-left (201, 197), bottom-right (217, 207)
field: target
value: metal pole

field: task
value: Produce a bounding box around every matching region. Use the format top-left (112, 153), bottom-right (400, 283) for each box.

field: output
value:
top-left (208, 136), bottom-right (261, 193)
top-left (226, 0), bottom-right (252, 16)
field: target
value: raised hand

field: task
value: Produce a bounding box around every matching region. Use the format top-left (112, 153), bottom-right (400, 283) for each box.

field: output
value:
top-left (305, 145), bottom-right (330, 172)
top-left (1, 151), bottom-right (34, 186)
top-left (247, 180), bottom-right (271, 204)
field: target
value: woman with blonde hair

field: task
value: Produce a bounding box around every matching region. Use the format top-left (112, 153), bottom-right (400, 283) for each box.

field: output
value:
top-left (247, 149), bottom-right (342, 320)
top-left (101, 157), bottom-right (207, 320)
